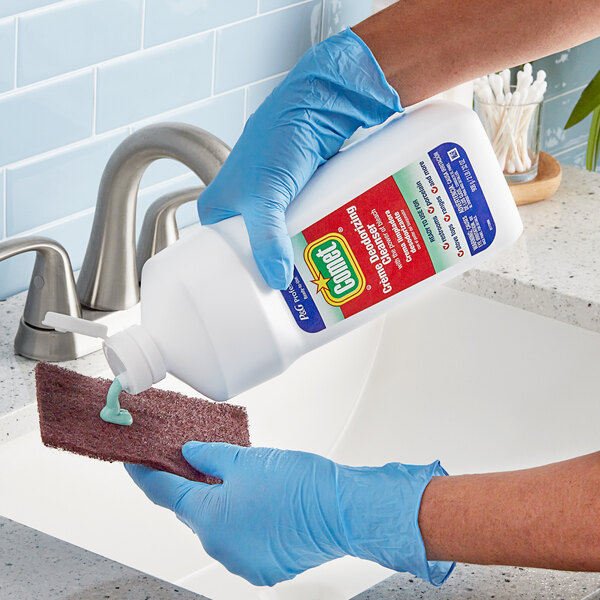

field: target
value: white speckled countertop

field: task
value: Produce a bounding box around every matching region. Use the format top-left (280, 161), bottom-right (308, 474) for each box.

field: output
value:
top-left (0, 292), bottom-right (108, 444)
top-left (448, 165), bottom-right (600, 333)
top-left (351, 563), bottom-right (600, 600)
top-left (1, 516), bottom-right (207, 599)
top-left (0, 164), bottom-right (599, 599)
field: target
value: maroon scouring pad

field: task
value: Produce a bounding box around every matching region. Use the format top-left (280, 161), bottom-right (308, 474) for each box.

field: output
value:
top-left (35, 362), bottom-right (250, 483)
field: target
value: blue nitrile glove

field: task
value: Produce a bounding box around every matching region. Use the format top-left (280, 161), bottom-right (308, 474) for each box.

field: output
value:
top-left (125, 443), bottom-right (454, 587)
top-left (197, 28), bottom-right (402, 290)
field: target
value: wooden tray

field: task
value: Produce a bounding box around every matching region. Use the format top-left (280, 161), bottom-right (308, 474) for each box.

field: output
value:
top-left (509, 151), bottom-right (562, 206)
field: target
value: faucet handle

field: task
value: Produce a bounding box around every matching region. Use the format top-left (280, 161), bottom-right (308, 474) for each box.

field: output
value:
top-left (0, 236), bottom-right (83, 360)
top-left (136, 186), bottom-right (205, 277)
top-left (0, 236), bottom-right (80, 328)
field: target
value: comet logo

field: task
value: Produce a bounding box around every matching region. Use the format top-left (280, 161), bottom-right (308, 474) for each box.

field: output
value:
top-left (304, 233), bottom-right (366, 306)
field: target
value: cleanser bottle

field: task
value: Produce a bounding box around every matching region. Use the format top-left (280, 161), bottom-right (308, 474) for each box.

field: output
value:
top-left (47, 102), bottom-right (522, 401)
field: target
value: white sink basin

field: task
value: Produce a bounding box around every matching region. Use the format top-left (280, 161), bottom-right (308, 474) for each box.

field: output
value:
top-left (1, 286), bottom-right (599, 599)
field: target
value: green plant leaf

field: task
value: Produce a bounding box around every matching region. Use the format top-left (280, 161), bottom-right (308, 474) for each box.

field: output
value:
top-left (586, 105), bottom-right (600, 171)
top-left (564, 69), bottom-right (600, 129)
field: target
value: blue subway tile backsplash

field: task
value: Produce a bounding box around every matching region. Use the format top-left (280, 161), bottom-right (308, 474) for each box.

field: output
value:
top-left (534, 36), bottom-right (600, 169)
top-left (17, 0), bottom-right (143, 86)
top-left (0, 253), bottom-right (35, 301)
top-left (144, 0), bottom-right (256, 48)
top-left (136, 89), bottom-right (246, 189)
top-left (1, 0), bottom-right (597, 302)
top-left (6, 130), bottom-right (128, 235)
top-left (0, 71), bottom-right (94, 167)
top-left (214, 1), bottom-right (321, 93)
top-left (0, 1), bottom-right (61, 19)
top-left (0, 209), bottom-right (95, 300)
top-left (533, 37), bottom-right (600, 101)
top-left (136, 172), bottom-right (202, 235)
top-left (322, 0), bottom-right (370, 37)
top-left (259, 0), bottom-right (301, 12)
top-left (0, 170), bottom-right (5, 239)
top-left (2, 0), bottom-right (358, 300)
top-left (0, 19), bottom-right (15, 94)
top-left (95, 31), bottom-right (213, 132)
top-left (541, 91), bottom-right (593, 154)
top-left (134, 89), bottom-right (246, 148)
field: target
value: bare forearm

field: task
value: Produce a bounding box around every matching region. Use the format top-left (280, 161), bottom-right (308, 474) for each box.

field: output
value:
top-left (418, 452), bottom-right (600, 570)
top-left (354, 0), bottom-right (600, 106)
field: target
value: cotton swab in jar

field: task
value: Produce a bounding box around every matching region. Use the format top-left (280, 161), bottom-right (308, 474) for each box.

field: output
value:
top-left (501, 69), bottom-right (511, 95)
top-left (475, 64), bottom-right (546, 176)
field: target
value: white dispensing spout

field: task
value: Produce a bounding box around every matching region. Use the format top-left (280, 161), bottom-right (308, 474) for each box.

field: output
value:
top-left (43, 311), bottom-right (109, 340)
top-left (43, 312), bottom-right (166, 394)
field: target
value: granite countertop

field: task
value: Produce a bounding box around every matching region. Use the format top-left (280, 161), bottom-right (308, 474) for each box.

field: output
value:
top-left (1, 164), bottom-right (599, 599)
top-left (448, 165), bottom-right (600, 333)
top-left (352, 564), bottom-right (600, 600)
top-left (1, 516), bottom-right (207, 600)
top-left (0, 293), bottom-right (108, 443)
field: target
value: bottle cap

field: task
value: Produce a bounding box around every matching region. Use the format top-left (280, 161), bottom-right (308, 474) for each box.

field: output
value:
top-left (43, 312), bottom-right (166, 394)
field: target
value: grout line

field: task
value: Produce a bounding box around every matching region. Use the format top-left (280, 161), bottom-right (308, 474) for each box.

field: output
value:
top-left (552, 141), bottom-right (588, 157)
top-left (256, 0), bottom-right (260, 15)
top-left (139, 170), bottom-right (200, 195)
top-left (2, 170), bottom-right (6, 240)
top-left (0, 65), bottom-right (95, 101)
top-left (319, 0), bottom-right (326, 41)
top-left (544, 84), bottom-right (587, 104)
top-left (6, 170), bottom-right (202, 242)
top-left (243, 86), bottom-right (248, 121)
top-left (0, 0), bottom-right (91, 24)
top-left (12, 17), bottom-right (18, 89)
top-left (140, 0), bottom-right (146, 49)
top-left (0, 127), bottom-right (130, 171)
top-left (259, 0), bottom-right (314, 17)
top-left (13, 206), bottom-right (96, 239)
top-left (212, 69), bottom-right (289, 99)
top-left (220, 68), bottom-right (290, 96)
top-left (210, 31), bottom-right (217, 96)
top-left (92, 67), bottom-right (98, 136)
top-left (130, 70), bottom-right (289, 128)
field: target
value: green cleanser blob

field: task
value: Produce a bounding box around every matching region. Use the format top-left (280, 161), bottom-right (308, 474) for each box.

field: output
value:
top-left (100, 378), bottom-right (133, 426)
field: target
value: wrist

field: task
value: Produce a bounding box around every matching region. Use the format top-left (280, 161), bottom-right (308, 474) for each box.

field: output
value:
top-left (334, 461), bottom-right (455, 585)
top-left (278, 27), bottom-right (403, 146)
top-left (320, 27), bottom-right (403, 126)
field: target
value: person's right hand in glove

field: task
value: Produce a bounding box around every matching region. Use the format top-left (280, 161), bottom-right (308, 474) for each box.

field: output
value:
top-left (197, 27), bottom-right (403, 290)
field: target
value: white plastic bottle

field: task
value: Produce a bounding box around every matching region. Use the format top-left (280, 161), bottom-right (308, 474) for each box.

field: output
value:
top-left (48, 102), bottom-right (523, 401)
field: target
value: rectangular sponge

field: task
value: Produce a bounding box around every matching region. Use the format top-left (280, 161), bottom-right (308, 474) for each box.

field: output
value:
top-left (35, 362), bottom-right (250, 483)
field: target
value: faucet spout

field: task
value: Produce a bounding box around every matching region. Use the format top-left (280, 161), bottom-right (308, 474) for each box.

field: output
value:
top-left (77, 123), bottom-right (230, 311)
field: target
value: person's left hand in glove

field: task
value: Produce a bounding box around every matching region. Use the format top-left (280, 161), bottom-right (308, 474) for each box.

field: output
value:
top-left (125, 442), bottom-right (453, 587)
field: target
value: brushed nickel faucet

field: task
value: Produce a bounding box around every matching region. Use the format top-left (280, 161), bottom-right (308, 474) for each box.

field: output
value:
top-left (2, 123), bottom-right (230, 360)
top-left (136, 185), bottom-right (205, 279)
top-left (77, 123), bottom-right (230, 311)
